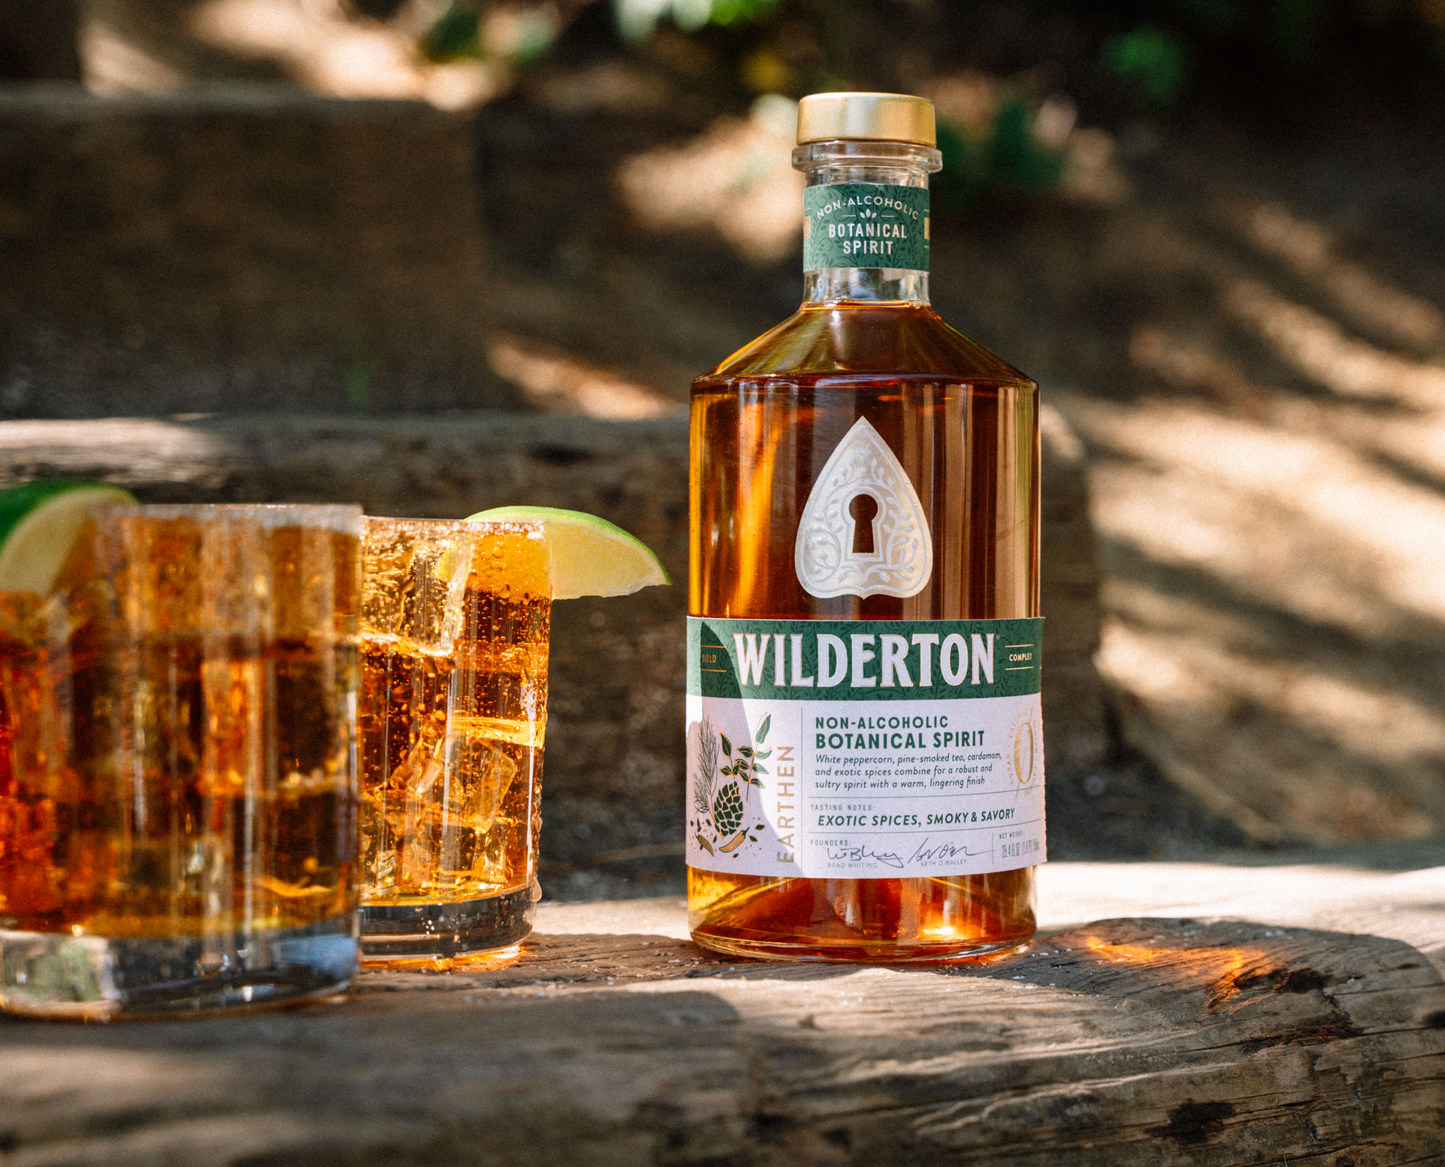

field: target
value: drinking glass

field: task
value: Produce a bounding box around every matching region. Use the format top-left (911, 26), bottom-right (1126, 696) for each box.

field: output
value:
top-left (357, 517), bottom-right (549, 964)
top-left (0, 504), bottom-right (362, 1018)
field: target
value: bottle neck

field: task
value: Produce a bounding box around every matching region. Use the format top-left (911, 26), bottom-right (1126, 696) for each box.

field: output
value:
top-left (792, 139), bottom-right (942, 307)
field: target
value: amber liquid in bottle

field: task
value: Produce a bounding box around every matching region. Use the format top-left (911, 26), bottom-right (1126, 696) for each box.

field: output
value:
top-left (689, 298), bottom-right (1040, 961)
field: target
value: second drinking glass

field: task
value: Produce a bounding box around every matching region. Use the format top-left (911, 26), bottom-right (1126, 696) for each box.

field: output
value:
top-left (357, 516), bottom-right (549, 964)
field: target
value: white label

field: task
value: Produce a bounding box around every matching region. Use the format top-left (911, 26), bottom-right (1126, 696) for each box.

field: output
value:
top-left (686, 690), bottom-right (1045, 878)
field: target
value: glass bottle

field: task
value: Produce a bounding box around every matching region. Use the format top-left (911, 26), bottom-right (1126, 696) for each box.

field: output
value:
top-left (687, 92), bottom-right (1042, 961)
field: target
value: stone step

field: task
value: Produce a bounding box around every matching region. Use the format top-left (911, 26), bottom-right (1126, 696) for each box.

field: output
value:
top-left (0, 83), bottom-right (517, 416)
top-left (0, 410), bottom-right (1114, 884)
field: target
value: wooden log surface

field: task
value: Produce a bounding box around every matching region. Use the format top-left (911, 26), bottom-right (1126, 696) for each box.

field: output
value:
top-left (2, 858), bottom-right (1442, 1166)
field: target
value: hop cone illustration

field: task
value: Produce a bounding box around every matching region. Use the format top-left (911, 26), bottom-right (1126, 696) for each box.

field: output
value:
top-left (712, 782), bottom-right (745, 836)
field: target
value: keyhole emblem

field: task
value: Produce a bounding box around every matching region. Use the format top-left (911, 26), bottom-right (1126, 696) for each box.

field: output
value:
top-left (794, 417), bottom-right (933, 599)
top-left (849, 494), bottom-right (879, 555)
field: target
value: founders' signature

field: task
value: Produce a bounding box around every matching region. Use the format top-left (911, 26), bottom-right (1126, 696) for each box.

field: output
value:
top-left (908, 838), bottom-right (985, 864)
top-left (826, 845), bottom-right (904, 869)
top-left (824, 838), bottom-right (988, 869)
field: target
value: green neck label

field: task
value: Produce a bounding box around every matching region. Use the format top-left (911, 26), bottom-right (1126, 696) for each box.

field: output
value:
top-left (803, 183), bottom-right (930, 273)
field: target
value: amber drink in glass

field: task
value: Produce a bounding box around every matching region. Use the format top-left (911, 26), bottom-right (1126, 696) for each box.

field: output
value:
top-left (0, 504), bottom-right (362, 1018)
top-left (358, 517), bottom-right (548, 963)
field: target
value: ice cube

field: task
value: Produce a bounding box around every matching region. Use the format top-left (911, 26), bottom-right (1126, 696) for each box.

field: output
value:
top-left (399, 730), bottom-right (516, 890)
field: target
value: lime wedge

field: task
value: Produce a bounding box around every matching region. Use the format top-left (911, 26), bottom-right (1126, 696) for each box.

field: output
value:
top-left (0, 479), bottom-right (137, 593)
top-left (464, 506), bottom-right (670, 600)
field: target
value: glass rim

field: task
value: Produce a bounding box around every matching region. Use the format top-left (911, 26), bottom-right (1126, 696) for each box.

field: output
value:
top-left (97, 503), bottom-right (363, 532)
top-left (361, 515), bottom-right (546, 536)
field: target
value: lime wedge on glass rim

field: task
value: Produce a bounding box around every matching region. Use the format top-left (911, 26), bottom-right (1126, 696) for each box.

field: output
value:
top-left (0, 479), bottom-right (137, 593)
top-left (464, 506), bottom-right (669, 599)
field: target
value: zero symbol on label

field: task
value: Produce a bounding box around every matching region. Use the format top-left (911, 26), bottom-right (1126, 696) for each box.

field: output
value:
top-left (1013, 722), bottom-right (1035, 787)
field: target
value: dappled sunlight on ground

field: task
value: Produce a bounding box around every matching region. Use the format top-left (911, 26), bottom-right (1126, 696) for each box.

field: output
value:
top-left (1224, 276), bottom-right (1445, 408)
top-left (1222, 198), bottom-right (1445, 355)
top-left (1060, 163), bottom-right (1445, 847)
top-left (615, 95), bottom-right (803, 263)
top-left (83, 0), bottom-right (506, 108)
top-left (1078, 398), bottom-right (1445, 631)
top-left (488, 333), bottom-right (683, 419)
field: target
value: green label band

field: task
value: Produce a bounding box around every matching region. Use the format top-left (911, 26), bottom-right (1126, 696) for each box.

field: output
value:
top-left (803, 183), bottom-right (930, 273)
top-left (688, 617), bottom-right (1042, 701)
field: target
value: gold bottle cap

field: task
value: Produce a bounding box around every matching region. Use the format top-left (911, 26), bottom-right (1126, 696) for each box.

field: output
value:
top-left (796, 91), bottom-right (936, 147)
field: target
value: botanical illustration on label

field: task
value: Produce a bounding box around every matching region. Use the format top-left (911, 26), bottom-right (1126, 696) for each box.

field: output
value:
top-left (794, 417), bottom-right (933, 599)
top-left (692, 709), bottom-right (773, 859)
top-left (803, 182), bottom-right (930, 272)
top-left (686, 617), bottom-right (1046, 879)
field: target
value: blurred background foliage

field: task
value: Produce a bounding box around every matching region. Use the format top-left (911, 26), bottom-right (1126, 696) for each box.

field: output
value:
top-left (32, 0), bottom-right (1444, 220)
top-left (375, 0), bottom-right (1445, 211)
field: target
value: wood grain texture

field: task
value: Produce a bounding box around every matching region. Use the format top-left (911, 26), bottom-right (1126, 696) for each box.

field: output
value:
top-left (2, 862), bottom-right (1443, 1166)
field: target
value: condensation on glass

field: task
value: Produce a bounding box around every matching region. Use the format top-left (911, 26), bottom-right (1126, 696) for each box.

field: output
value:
top-left (357, 516), bottom-right (548, 966)
top-left (0, 504), bottom-right (362, 1018)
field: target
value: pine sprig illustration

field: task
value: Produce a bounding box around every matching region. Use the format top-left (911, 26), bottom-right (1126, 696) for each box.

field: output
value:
top-left (695, 716), bottom-right (719, 820)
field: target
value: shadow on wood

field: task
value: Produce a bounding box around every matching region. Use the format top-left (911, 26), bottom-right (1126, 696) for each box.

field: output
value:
top-left (2, 911), bottom-right (1441, 1165)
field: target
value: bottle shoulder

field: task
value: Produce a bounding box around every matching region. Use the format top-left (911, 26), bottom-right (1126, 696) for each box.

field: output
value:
top-left (697, 303), bottom-right (1033, 386)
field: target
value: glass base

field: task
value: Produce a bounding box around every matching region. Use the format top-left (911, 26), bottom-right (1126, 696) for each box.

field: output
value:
top-left (360, 885), bottom-right (536, 964)
top-left (0, 915), bottom-right (358, 1020)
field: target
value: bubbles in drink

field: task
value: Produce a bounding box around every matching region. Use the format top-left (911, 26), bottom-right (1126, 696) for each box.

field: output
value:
top-left (358, 519), bottom-right (548, 910)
